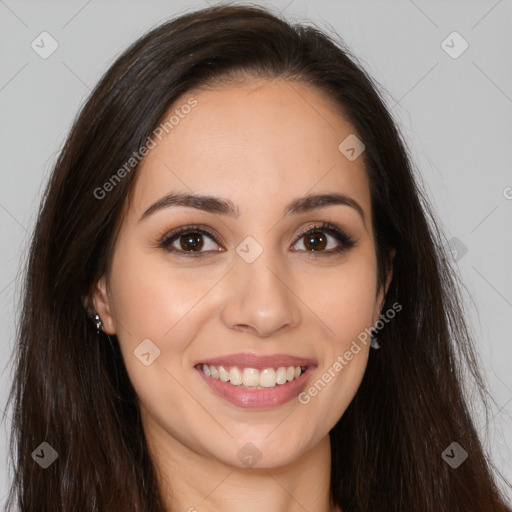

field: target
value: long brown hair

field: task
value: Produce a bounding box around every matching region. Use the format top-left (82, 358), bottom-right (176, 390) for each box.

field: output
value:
top-left (4, 3), bottom-right (511, 511)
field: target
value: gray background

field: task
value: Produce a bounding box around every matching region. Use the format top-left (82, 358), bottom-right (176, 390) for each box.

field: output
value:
top-left (1, 0), bottom-right (511, 505)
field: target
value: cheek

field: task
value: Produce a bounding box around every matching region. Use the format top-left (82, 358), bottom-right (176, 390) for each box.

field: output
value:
top-left (106, 241), bottom-right (228, 395)
top-left (295, 252), bottom-right (378, 427)
top-left (304, 250), bottom-right (379, 343)
top-left (108, 243), bottom-right (213, 342)
top-left (106, 245), bottom-right (216, 446)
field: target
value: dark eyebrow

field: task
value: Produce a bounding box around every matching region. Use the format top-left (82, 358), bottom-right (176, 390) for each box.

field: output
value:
top-left (140, 192), bottom-right (240, 220)
top-left (283, 193), bottom-right (366, 227)
top-left (139, 191), bottom-right (366, 227)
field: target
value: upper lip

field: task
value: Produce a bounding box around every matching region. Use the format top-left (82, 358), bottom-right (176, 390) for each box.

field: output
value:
top-left (194, 352), bottom-right (317, 370)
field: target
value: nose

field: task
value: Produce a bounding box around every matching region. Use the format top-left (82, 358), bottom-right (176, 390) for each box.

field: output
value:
top-left (220, 248), bottom-right (302, 338)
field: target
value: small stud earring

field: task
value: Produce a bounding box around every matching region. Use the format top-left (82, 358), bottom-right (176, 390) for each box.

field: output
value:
top-left (91, 313), bottom-right (103, 334)
top-left (370, 329), bottom-right (380, 349)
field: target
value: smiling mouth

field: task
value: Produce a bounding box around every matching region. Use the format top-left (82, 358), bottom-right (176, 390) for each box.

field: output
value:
top-left (196, 364), bottom-right (307, 389)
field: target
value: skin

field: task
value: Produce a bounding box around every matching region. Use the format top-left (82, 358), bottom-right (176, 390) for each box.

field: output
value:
top-left (92, 78), bottom-right (393, 512)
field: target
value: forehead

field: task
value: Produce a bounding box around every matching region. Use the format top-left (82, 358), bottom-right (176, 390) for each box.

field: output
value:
top-left (130, 78), bottom-right (370, 219)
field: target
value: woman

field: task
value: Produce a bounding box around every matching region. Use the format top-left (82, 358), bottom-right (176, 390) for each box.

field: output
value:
top-left (4, 3), bottom-right (511, 511)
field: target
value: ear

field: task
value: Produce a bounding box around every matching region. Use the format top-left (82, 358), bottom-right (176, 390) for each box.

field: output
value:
top-left (375, 248), bottom-right (396, 319)
top-left (87, 275), bottom-right (117, 335)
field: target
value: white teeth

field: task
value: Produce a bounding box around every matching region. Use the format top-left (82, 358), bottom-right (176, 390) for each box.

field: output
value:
top-left (260, 368), bottom-right (276, 388)
top-left (276, 367), bottom-right (287, 385)
top-left (218, 366), bottom-right (229, 382)
top-left (200, 364), bottom-right (306, 388)
top-left (229, 367), bottom-right (243, 385)
top-left (242, 368), bottom-right (260, 387)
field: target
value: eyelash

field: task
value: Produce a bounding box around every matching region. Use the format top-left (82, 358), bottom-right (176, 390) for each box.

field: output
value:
top-left (158, 222), bottom-right (356, 258)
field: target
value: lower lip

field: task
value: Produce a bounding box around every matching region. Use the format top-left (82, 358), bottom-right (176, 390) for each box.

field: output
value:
top-left (195, 365), bottom-right (316, 409)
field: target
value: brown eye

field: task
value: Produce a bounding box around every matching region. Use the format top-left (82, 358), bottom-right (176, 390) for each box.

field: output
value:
top-left (292, 222), bottom-right (356, 255)
top-left (159, 226), bottom-right (223, 256)
top-left (159, 222), bottom-right (355, 258)
top-left (178, 232), bottom-right (205, 252)
top-left (303, 231), bottom-right (328, 251)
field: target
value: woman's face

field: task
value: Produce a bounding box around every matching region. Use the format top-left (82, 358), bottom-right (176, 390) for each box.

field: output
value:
top-left (93, 78), bottom-right (391, 469)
